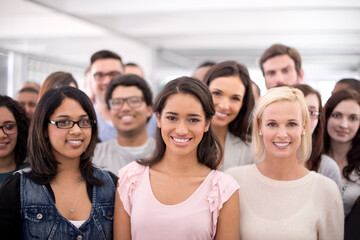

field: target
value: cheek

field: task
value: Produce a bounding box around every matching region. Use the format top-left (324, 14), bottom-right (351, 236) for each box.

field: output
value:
top-left (310, 119), bottom-right (318, 132)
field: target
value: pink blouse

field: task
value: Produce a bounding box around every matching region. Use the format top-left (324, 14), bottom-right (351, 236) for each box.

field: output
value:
top-left (117, 161), bottom-right (240, 240)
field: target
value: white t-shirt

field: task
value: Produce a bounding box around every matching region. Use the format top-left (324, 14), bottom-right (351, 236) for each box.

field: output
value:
top-left (226, 164), bottom-right (344, 240)
top-left (92, 138), bottom-right (155, 175)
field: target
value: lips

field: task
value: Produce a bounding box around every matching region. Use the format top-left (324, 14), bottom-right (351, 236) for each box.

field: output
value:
top-left (171, 137), bottom-right (192, 146)
top-left (215, 111), bottom-right (230, 120)
top-left (273, 142), bottom-right (290, 149)
top-left (66, 140), bottom-right (83, 147)
top-left (335, 130), bottom-right (349, 137)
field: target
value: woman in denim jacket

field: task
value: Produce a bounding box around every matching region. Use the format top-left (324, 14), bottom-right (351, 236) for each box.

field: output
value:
top-left (0, 86), bottom-right (117, 240)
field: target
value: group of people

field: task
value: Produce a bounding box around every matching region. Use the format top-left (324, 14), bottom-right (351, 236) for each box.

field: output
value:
top-left (0, 43), bottom-right (359, 239)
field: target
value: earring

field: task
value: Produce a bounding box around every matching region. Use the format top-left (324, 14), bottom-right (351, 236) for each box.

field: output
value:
top-left (259, 131), bottom-right (262, 136)
top-left (302, 131), bottom-right (305, 135)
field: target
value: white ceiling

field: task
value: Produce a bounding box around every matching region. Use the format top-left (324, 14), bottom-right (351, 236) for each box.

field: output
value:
top-left (0, 0), bottom-right (360, 77)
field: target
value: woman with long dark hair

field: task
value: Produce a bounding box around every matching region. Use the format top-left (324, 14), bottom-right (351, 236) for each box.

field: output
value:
top-left (113, 77), bottom-right (240, 240)
top-left (203, 61), bottom-right (256, 171)
top-left (323, 89), bottom-right (360, 216)
top-left (0, 87), bottom-right (117, 239)
top-left (0, 95), bottom-right (29, 184)
top-left (293, 84), bottom-right (341, 191)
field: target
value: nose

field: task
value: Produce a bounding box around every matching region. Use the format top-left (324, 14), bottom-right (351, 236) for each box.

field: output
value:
top-left (277, 125), bottom-right (288, 138)
top-left (69, 123), bottom-right (82, 135)
top-left (175, 120), bottom-right (188, 135)
top-left (339, 117), bottom-right (349, 128)
top-left (218, 97), bottom-right (230, 110)
top-left (275, 74), bottom-right (285, 86)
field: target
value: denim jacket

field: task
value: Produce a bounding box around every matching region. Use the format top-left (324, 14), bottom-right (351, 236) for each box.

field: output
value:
top-left (20, 169), bottom-right (115, 240)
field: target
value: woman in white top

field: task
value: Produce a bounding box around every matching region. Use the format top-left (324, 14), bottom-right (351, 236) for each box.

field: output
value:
top-left (323, 89), bottom-right (360, 216)
top-left (204, 61), bottom-right (256, 171)
top-left (227, 86), bottom-right (344, 240)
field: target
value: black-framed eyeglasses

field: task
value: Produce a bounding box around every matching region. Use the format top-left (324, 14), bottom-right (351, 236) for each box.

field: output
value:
top-left (109, 96), bottom-right (144, 110)
top-left (93, 71), bottom-right (121, 81)
top-left (309, 110), bottom-right (321, 119)
top-left (0, 121), bottom-right (17, 135)
top-left (49, 119), bottom-right (96, 129)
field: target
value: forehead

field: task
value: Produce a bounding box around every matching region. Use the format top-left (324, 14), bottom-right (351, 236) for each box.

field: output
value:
top-left (17, 91), bottom-right (38, 101)
top-left (333, 99), bottom-right (360, 114)
top-left (263, 54), bottom-right (295, 71)
top-left (163, 93), bottom-right (204, 115)
top-left (262, 100), bottom-right (302, 121)
top-left (209, 75), bottom-right (246, 94)
top-left (112, 85), bottom-right (143, 98)
top-left (0, 106), bottom-right (16, 122)
top-left (52, 98), bottom-right (87, 116)
top-left (91, 58), bottom-right (123, 73)
top-left (305, 93), bottom-right (320, 109)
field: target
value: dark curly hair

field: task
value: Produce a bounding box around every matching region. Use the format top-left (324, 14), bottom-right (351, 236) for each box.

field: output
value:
top-left (0, 95), bottom-right (29, 168)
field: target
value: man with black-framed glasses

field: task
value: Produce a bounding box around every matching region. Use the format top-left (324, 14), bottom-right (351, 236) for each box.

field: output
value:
top-left (92, 74), bottom-right (155, 175)
top-left (89, 50), bottom-right (124, 142)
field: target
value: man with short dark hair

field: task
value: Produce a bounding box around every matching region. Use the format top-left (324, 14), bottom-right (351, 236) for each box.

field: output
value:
top-left (124, 62), bottom-right (144, 78)
top-left (92, 74), bottom-right (155, 175)
top-left (16, 87), bottom-right (38, 120)
top-left (89, 50), bottom-right (124, 141)
top-left (260, 43), bottom-right (304, 89)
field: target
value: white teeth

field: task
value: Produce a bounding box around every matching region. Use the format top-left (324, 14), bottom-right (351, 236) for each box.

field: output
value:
top-left (121, 116), bottom-right (134, 120)
top-left (173, 137), bottom-right (190, 143)
top-left (0, 143), bottom-right (6, 146)
top-left (216, 111), bottom-right (228, 117)
top-left (67, 140), bottom-right (82, 144)
top-left (274, 142), bottom-right (289, 147)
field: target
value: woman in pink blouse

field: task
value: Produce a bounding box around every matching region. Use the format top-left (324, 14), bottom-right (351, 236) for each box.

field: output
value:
top-left (113, 77), bottom-right (240, 240)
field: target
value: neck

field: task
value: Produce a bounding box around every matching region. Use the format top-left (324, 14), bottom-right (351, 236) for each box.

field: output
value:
top-left (117, 130), bottom-right (148, 147)
top-left (212, 124), bottom-right (228, 146)
top-left (95, 101), bottom-right (111, 122)
top-left (257, 154), bottom-right (309, 180)
top-left (328, 140), bottom-right (350, 164)
top-left (54, 157), bottom-right (82, 182)
top-left (157, 150), bottom-right (202, 176)
top-left (0, 153), bottom-right (16, 173)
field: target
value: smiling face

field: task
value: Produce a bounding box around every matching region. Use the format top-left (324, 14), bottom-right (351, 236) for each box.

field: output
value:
top-left (0, 107), bottom-right (17, 162)
top-left (110, 85), bottom-right (152, 137)
top-left (208, 75), bottom-right (245, 130)
top-left (260, 100), bottom-right (305, 161)
top-left (47, 98), bottom-right (92, 163)
top-left (157, 93), bottom-right (209, 158)
top-left (327, 99), bottom-right (360, 145)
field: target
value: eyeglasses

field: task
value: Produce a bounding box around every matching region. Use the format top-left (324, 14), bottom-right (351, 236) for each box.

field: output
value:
top-left (0, 121), bottom-right (17, 135)
top-left (93, 71), bottom-right (121, 81)
top-left (49, 119), bottom-right (96, 129)
top-left (109, 96), bottom-right (144, 110)
top-left (309, 110), bottom-right (321, 119)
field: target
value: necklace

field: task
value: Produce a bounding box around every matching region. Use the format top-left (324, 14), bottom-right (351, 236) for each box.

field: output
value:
top-left (53, 183), bottom-right (83, 214)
